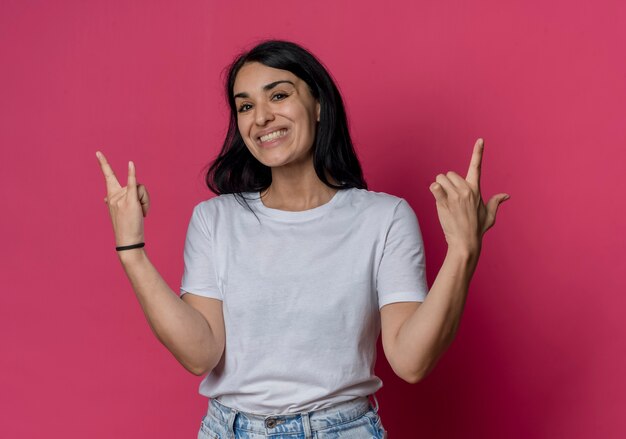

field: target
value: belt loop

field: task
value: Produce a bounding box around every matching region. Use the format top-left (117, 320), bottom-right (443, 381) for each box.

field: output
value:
top-left (301, 411), bottom-right (312, 439)
top-left (371, 393), bottom-right (380, 413)
top-left (226, 407), bottom-right (238, 439)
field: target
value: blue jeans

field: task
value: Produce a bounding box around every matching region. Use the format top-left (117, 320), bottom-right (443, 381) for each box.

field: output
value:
top-left (198, 394), bottom-right (387, 438)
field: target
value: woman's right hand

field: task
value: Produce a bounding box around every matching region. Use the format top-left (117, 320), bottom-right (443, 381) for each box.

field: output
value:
top-left (96, 151), bottom-right (150, 248)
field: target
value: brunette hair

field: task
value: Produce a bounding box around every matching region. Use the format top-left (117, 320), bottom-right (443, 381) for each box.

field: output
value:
top-left (204, 39), bottom-right (367, 212)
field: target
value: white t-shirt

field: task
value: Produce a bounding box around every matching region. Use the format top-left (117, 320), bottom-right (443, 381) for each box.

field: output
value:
top-left (180, 187), bottom-right (428, 414)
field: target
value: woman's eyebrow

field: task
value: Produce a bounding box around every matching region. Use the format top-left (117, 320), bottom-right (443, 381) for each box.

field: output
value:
top-left (234, 80), bottom-right (295, 99)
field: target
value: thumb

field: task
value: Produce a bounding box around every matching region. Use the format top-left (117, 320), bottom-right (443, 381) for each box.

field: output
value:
top-left (485, 193), bottom-right (510, 230)
top-left (137, 184), bottom-right (150, 217)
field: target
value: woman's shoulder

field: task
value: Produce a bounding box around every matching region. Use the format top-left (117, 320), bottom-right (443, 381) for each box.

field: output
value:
top-left (191, 192), bottom-right (259, 216)
top-left (346, 187), bottom-right (405, 209)
top-left (345, 188), bottom-right (418, 228)
top-left (191, 189), bottom-right (406, 218)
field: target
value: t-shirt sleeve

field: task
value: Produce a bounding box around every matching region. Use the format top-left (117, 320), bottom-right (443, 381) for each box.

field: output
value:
top-left (376, 198), bottom-right (428, 309)
top-left (179, 204), bottom-right (223, 300)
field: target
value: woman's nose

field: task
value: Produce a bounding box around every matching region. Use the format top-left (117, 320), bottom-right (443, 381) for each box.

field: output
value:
top-left (255, 101), bottom-right (275, 125)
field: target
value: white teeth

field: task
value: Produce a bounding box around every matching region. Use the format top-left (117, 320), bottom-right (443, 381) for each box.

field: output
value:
top-left (259, 129), bottom-right (287, 142)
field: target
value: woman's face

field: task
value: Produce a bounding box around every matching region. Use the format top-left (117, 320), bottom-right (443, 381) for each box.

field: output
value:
top-left (233, 62), bottom-right (320, 169)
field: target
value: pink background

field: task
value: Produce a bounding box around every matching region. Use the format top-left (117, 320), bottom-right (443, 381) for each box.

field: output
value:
top-left (1, 0), bottom-right (624, 437)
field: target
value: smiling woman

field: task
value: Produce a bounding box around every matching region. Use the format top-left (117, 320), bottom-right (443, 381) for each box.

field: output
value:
top-left (233, 62), bottom-right (320, 170)
top-left (96, 39), bottom-right (508, 439)
top-left (205, 40), bottom-right (364, 214)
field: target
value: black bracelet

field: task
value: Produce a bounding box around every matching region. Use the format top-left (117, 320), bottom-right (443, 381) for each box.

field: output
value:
top-left (116, 242), bottom-right (145, 251)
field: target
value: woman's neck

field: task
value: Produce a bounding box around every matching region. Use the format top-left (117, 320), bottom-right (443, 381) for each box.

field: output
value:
top-left (260, 166), bottom-right (339, 212)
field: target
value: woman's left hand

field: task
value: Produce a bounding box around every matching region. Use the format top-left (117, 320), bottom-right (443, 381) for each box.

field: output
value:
top-left (429, 138), bottom-right (509, 253)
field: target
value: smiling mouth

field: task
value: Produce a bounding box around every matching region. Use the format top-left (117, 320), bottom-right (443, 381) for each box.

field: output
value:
top-left (258, 129), bottom-right (288, 144)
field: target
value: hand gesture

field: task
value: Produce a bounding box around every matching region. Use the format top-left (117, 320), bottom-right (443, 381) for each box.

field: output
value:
top-left (96, 151), bottom-right (150, 248)
top-left (429, 138), bottom-right (509, 252)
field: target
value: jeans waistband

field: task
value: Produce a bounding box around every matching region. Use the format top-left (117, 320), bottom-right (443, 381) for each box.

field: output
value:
top-left (207, 394), bottom-right (379, 435)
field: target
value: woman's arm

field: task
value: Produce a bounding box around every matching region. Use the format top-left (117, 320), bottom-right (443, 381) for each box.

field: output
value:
top-left (385, 139), bottom-right (509, 382)
top-left (96, 151), bottom-right (224, 376)
top-left (118, 249), bottom-right (225, 376)
top-left (387, 246), bottom-right (478, 383)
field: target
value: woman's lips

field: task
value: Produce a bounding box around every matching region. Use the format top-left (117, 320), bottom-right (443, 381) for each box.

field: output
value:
top-left (257, 129), bottom-right (289, 148)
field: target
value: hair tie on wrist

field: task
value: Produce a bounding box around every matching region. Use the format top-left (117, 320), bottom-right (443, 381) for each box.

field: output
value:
top-left (116, 243), bottom-right (145, 251)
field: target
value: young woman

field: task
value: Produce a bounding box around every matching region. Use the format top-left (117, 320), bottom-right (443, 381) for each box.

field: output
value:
top-left (96, 40), bottom-right (509, 439)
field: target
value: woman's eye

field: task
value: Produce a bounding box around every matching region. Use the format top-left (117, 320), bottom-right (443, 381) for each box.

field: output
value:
top-left (237, 93), bottom-right (288, 113)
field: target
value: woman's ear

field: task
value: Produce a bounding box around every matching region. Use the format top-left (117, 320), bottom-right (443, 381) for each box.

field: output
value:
top-left (316, 102), bottom-right (320, 122)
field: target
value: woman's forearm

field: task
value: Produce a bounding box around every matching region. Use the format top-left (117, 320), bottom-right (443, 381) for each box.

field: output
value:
top-left (395, 245), bottom-right (479, 382)
top-left (117, 249), bottom-right (223, 375)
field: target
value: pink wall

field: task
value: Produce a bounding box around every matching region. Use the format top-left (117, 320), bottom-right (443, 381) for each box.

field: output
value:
top-left (1, 0), bottom-right (624, 437)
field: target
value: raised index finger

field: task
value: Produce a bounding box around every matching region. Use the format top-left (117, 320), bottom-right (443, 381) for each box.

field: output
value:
top-left (127, 160), bottom-right (137, 197)
top-left (465, 138), bottom-right (484, 189)
top-left (96, 151), bottom-right (122, 193)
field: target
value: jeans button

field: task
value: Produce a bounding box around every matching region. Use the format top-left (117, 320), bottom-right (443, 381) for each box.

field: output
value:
top-left (265, 418), bottom-right (276, 428)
